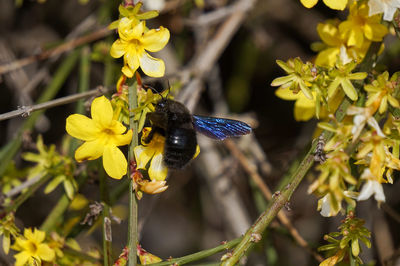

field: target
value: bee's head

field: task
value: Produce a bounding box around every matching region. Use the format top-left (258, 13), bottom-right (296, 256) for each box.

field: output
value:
top-left (155, 98), bottom-right (170, 112)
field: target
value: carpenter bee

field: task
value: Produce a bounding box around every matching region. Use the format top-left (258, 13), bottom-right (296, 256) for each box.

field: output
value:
top-left (145, 98), bottom-right (252, 169)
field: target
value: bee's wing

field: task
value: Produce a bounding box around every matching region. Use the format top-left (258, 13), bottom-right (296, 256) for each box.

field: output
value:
top-left (192, 115), bottom-right (252, 140)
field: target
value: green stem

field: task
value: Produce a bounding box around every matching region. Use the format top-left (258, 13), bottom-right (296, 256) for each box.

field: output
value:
top-left (100, 169), bottom-right (112, 265)
top-left (147, 237), bottom-right (242, 266)
top-left (128, 82), bottom-right (139, 266)
top-left (1, 174), bottom-right (52, 216)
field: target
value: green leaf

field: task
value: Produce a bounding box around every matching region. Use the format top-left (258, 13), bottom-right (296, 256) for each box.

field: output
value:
top-left (317, 122), bottom-right (336, 132)
top-left (137, 11), bottom-right (159, 20)
top-left (44, 175), bottom-right (64, 194)
top-left (108, 20), bottom-right (119, 30)
top-left (340, 78), bottom-right (358, 101)
top-left (2, 233), bottom-right (10, 254)
top-left (276, 60), bottom-right (293, 73)
top-left (119, 5), bottom-right (131, 17)
top-left (351, 239), bottom-right (360, 257)
top-left (64, 180), bottom-right (76, 200)
top-left (270, 75), bottom-right (293, 87)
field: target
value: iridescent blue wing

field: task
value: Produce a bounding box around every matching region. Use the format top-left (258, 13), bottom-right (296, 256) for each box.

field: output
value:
top-left (192, 115), bottom-right (252, 140)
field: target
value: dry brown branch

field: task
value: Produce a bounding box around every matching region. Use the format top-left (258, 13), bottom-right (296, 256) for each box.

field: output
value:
top-left (0, 27), bottom-right (111, 75)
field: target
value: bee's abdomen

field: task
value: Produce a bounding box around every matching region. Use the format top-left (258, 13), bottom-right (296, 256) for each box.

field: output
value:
top-left (164, 128), bottom-right (197, 169)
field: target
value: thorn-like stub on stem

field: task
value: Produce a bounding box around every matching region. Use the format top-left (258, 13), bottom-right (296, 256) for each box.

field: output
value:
top-left (104, 217), bottom-right (112, 242)
top-left (250, 233), bottom-right (262, 243)
top-left (221, 251), bottom-right (233, 261)
top-left (17, 106), bottom-right (33, 117)
top-left (272, 191), bottom-right (281, 199)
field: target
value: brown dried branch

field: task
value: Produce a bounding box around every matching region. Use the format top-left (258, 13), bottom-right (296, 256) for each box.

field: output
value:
top-left (0, 27), bottom-right (111, 75)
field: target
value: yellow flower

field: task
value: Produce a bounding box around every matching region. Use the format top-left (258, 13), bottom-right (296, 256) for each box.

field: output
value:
top-left (300, 0), bottom-right (347, 10)
top-left (110, 17), bottom-right (170, 78)
top-left (339, 2), bottom-right (388, 48)
top-left (275, 87), bottom-right (316, 121)
top-left (108, 3), bottom-right (159, 30)
top-left (134, 127), bottom-right (168, 182)
top-left (364, 71), bottom-right (400, 114)
top-left (12, 228), bottom-right (55, 266)
top-left (66, 96), bottom-right (132, 179)
top-left (314, 20), bottom-right (371, 67)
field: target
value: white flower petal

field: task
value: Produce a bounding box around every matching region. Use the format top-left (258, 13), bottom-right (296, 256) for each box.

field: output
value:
top-left (319, 194), bottom-right (332, 217)
top-left (358, 179), bottom-right (386, 202)
top-left (367, 117), bottom-right (385, 137)
top-left (352, 114), bottom-right (367, 139)
top-left (357, 180), bottom-right (375, 201)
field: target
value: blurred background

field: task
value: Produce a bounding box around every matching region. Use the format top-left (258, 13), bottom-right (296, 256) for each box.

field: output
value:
top-left (0, 0), bottom-right (399, 265)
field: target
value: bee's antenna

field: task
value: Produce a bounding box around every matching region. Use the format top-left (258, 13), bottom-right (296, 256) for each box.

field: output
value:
top-left (166, 80), bottom-right (171, 98)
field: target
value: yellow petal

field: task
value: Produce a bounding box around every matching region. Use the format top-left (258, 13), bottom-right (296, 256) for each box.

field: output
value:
top-left (66, 114), bottom-right (99, 141)
top-left (148, 152), bottom-right (168, 181)
top-left (300, 0), bottom-right (318, 8)
top-left (125, 49), bottom-right (140, 74)
top-left (112, 129), bottom-right (133, 146)
top-left (91, 96), bottom-right (113, 128)
top-left (75, 140), bottom-right (104, 162)
top-left (23, 228), bottom-right (34, 240)
top-left (365, 23), bottom-right (388, 42)
top-left (119, 18), bottom-right (144, 41)
top-left (134, 145), bottom-right (155, 169)
top-left (317, 22), bottom-right (341, 46)
top-left (139, 51), bottom-right (165, 77)
top-left (32, 228), bottom-right (45, 243)
top-left (14, 251), bottom-right (30, 266)
top-left (141, 27), bottom-right (170, 52)
top-left (122, 65), bottom-right (134, 78)
top-left (275, 87), bottom-right (300, 101)
top-left (315, 47), bottom-right (340, 67)
top-left (109, 120), bottom-right (129, 135)
top-left (130, 20), bottom-right (146, 40)
top-left (103, 145), bottom-right (127, 179)
top-left (36, 244), bottom-right (56, 261)
top-left (110, 39), bottom-right (127, 58)
top-left (323, 0), bottom-right (347, 10)
top-left (294, 103), bottom-right (315, 121)
top-left (295, 92), bottom-right (315, 108)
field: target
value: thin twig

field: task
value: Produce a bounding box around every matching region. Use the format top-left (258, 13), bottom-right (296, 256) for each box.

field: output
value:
top-left (5, 175), bottom-right (41, 198)
top-left (147, 237), bottom-right (242, 266)
top-left (177, 0), bottom-right (256, 107)
top-left (224, 139), bottom-right (324, 262)
top-left (0, 27), bottom-right (111, 75)
top-left (184, 1), bottom-right (247, 27)
top-left (0, 86), bottom-right (110, 122)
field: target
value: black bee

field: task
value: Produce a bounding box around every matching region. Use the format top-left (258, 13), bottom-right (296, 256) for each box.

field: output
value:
top-left (145, 98), bottom-right (252, 169)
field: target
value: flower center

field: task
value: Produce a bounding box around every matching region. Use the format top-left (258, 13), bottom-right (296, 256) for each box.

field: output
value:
top-left (102, 128), bottom-right (114, 135)
top-left (130, 39), bottom-right (141, 47)
top-left (26, 241), bottom-right (38, 254)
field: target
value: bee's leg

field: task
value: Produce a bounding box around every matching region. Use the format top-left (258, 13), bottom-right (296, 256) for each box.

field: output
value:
top-left (143, 128), bottom-right (156, 144)
top-left (143, 127), bottom-right (165, 144)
